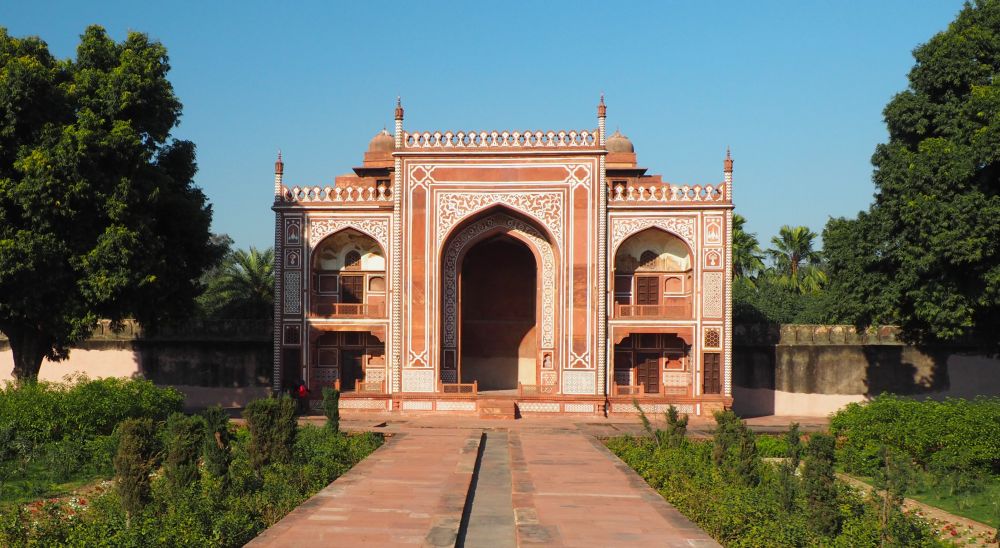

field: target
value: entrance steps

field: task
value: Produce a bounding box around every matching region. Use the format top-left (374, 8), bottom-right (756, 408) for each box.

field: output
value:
top-left (479, 398), bottom-right (517, 419)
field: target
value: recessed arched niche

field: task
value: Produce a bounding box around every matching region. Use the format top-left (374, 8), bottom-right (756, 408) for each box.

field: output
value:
top-left (613, 228), bottom-right (693, 319)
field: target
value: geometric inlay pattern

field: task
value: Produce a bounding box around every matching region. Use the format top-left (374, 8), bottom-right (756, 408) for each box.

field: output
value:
top-left (704, 328), bottom-right (721, 349)
top-left (611, 403), bottom-right (695, 415)
top-left (283, 271), bottom-right (301, 315)
top-left (610, 216), bottom-right (696, 252)
top-left (436, 401), bottom-right (476, 411)
top-left (401, 400), bottom-right (433, 411)
top-left (402, 368), bottom-right (436, 393)
top-left (563, 403), bottom-right (596, 413)
top-left (561, 369), bottom-right (596, 395)
top-left (340, 399), bottom-right (389, 410)
top-left (308, 217), bottom-right (390, 255)
top-left (518, 402), bottom-right (560, 413)
top-left (437, 191), bottom-right (564, 245)
top-left (703, 272), bottom-right (724, 318)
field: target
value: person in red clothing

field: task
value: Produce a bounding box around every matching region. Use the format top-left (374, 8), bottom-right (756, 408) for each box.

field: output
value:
top-left (294, 379), bottom-right (310, 415)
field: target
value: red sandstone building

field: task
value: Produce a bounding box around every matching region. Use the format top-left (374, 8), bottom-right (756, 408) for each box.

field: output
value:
top-left (271, 98), bottom-right (733, 416)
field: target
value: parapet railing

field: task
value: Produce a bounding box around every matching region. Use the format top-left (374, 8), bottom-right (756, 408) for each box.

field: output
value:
top-left (310, 303), bottom-right (387, 319)
top-left (615, 301), bottom-right (692, 320)
top-left (403, 130), bottom-right (599, 149)
top-left (609, 181), bottom-right (728, 203)
top-left (279, 183), bottom-right (392, 204)
top-left (439, 381), bottom-right (478, 395)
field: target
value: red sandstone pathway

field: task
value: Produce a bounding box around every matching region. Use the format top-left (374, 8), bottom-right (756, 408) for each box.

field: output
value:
top-left (510, 430), bottom-right (718, 547)
top-left (247, 429), bottom-right (481, 547)
top-left (249, 419), bottom-right (721, 547)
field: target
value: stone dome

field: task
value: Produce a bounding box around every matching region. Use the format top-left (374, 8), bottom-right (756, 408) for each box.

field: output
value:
top-left (368, 128), bottom-right (394, 152)
top-left (606, 129), bottom-right (634, 153)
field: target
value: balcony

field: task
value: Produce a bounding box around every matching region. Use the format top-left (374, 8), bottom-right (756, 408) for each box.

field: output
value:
top-left (310, 302), bottom-right (386, 318)
top-left (615, 298), bottom-right (692, 320)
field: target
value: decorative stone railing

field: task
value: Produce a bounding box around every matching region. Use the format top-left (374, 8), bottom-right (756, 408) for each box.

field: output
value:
top-left (609, 182), bottom-right (728, 203)
top-left (403, 130), bottom-right (599, 149)
top-left (615, 299), bottom-right (692, 320)
top-left (310, 303), bottom-right (386, 319)
top-left (279, 183), bottom-right (392, 204)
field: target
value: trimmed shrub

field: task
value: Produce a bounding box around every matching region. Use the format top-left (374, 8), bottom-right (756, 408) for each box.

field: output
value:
top-left (243, 396), bottom-right (296, 468)
top-left (163, 412), bottom-right (205, 491)
top-left (803, 432), bottom-right (839, 536)
top-left (201, 406), bottom-right (232, 478)
top-left (114, 418), bottom-right (158, 520)
top-left (322, 387), bottom-right (340, 433)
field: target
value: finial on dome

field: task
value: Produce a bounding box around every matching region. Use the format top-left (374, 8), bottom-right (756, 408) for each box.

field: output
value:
top-left (275, 149), bottom-right (283, 175)
top-left (597, 93), bottom-right (607, 117)
top-left (395, 96), bottom-right (404, 120)
top-left (724, 146), bottom-right (733, 173)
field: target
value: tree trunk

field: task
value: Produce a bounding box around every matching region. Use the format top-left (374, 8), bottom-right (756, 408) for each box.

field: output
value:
top-left (3, 325), bottom-right (49, 384)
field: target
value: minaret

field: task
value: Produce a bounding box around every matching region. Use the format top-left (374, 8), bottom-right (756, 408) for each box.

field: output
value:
top-left (390, 97), bottom-right (404, 394)
top-left (274, 150), bottom-right (284, 199)
top-left (724, 147), bottom-right (733, 186)
top-left (597, 93), bottom-right (608, 399)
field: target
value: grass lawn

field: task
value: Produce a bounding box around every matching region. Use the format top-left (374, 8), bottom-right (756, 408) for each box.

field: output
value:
top-left (849, 471), bottom-right (1000, 526)
top-left (0, 461), bottom-right (109, 508)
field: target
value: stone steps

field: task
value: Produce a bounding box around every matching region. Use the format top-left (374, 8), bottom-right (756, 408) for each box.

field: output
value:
top-left (479, 399), bottom-right (518, 419)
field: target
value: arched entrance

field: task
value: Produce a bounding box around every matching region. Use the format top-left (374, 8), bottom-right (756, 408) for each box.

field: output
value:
top-left (439, 210), bottom-right (557, 391)
top-left (460, 235), bottom-right (537, 390)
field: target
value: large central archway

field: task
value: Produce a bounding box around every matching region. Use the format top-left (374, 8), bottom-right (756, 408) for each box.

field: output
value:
top-left (460, 236), bottom-right (536, 390)
top-left (439, 210), bottom-right (557, 389)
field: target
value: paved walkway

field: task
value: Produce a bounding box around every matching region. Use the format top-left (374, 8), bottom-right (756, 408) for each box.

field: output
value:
top-left (251, 420), bottom-right (720, 547)
top-left (248, 429), bottom-right (481, 546)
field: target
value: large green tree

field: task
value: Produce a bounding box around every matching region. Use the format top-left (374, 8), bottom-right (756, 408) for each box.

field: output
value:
top-left (0, 26), bottom-right (220, 382)
top-left (826, 1), bottom-right (1000, 346)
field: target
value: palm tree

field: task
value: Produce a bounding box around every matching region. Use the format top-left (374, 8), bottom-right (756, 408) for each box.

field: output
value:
top-left (199, 247), bottom-right (274, 319)
top-left (733, 214), bottom-right (766, 281)
top-left (767, 225), bottom-right (825, 293)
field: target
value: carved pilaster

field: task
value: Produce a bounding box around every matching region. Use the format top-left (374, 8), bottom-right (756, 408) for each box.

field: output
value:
top-left (391, 108), bottom-right (404, 394)
top-left (597, 102), bottom-right (608, 398)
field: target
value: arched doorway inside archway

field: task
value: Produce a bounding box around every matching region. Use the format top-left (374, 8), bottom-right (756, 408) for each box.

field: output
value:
top-left (459, 235), bottom-right (537, 391)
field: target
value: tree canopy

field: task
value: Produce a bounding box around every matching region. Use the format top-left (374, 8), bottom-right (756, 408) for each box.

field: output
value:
top-left (197, 246), bottom-right (274, 320)
top-left (0, 26), bottom-right (221, 381)
top-left (824, 0), bottom-right (1000, 347)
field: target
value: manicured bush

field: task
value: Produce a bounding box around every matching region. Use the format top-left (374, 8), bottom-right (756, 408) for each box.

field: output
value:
top-left (606, 419), bottom-right (944, 547)
top-left (163, 413), bottom-right (205, 492)
top-left (114, 418), bottom-right (159, 521)
top-left (322, 387), bottom-right (340, 433)
top-left (243, 396), bottom-right (297, 468)
top-left (201, 406), bottom-right (232, 478)
top-left (830, 395), bottom-right (1000, 476)
top-left (1, 423), bottom-right (383, 547)
top-left (803, 433), bottom-right (839, 536)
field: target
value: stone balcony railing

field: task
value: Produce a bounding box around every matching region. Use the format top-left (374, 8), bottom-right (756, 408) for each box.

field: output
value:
top-left (403, 129), bottom-right (599, 149)
top-left (310, 302), bottom-right (387, 319)
top-left (609, 181), bottom-right (729, 204)
top-left (614, 298), bottom-right (692, 320)
top-left (278, 182), bottom-right (392, 204)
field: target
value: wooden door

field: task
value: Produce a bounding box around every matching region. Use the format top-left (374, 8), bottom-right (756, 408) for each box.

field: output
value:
top-left (635, 276), bottom-right (659, 306)
top-left (636, 352), bottom-right (660, 394)
top-left (703, 353), bottom-right (721, 394)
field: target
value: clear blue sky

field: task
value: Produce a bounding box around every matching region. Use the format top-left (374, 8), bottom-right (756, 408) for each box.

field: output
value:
top-left (3, 1), bottom-right (965, 251)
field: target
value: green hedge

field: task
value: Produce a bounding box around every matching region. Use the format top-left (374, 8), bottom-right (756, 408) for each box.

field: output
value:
top-left (829, 395), bottom-right (1000, 476)
top-left (0, 377), bottom-right (183, 446)
top-left (0, 423), bottom-right (383, 547)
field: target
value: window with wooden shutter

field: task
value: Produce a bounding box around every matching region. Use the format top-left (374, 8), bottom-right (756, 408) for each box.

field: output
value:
top-left (340, 275), bottom-right (363, 304)
top-left (703, 353), bottom-right (721, 394)
top-left (636, 353), bottom-right (660, 394)
top-left (636, 276), bottom-right (659, 305)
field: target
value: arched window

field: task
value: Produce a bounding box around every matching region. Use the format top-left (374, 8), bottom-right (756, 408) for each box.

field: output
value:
top-left (344, 250), bottom-right (362, 270)
top-left (639, 250), bottom-right (658, 270)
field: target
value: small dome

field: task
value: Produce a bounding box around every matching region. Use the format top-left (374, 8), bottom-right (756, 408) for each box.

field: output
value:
top-left (368, 129), bottom-right (394, 152)
top-left (606, 129), bottom-right (634, 153)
